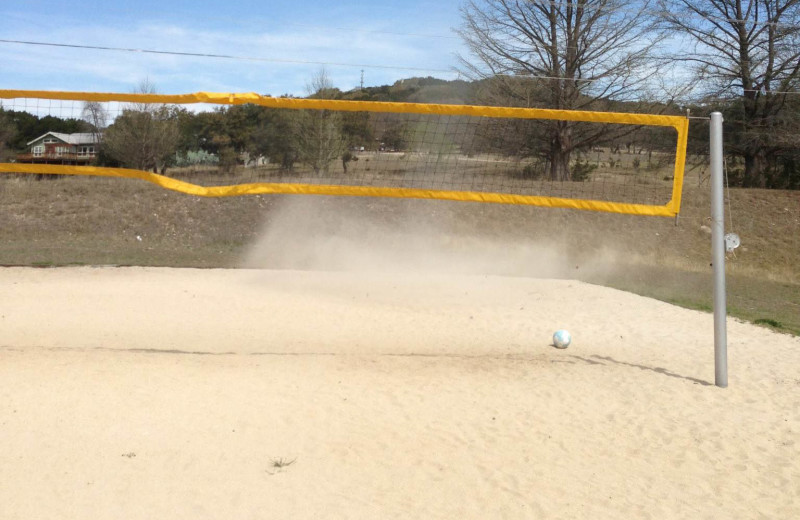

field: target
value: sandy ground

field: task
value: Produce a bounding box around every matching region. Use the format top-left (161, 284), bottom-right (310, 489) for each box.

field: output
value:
top-left (1, 266), bottom-right (798, 519)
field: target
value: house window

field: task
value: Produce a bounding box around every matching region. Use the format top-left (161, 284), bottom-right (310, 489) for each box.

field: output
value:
top-left (33, 146), bottom-right (44, 157)
top-left (44, 138), bottom-right (58, 144)
top-left (78, 146), bottom-right (95, 156)
top-left (55, 146), bottom-right (67, 156)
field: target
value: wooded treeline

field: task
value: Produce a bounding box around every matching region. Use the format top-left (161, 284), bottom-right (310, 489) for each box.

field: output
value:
top-left (0, 82), bottom-right (798, 189)
top-left (0, 74), bottom-right (797, 188)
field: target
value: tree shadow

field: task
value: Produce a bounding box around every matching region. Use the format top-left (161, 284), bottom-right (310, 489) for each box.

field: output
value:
top-left (571, 355), bottom-right (713, 386)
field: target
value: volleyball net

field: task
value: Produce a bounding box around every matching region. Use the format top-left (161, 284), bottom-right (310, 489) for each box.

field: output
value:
top-left (0, 90), bottom-right (689, 217)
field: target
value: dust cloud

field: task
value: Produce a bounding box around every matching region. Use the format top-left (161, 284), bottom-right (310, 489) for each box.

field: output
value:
top-left (241, 195), bottom-right (620, 279)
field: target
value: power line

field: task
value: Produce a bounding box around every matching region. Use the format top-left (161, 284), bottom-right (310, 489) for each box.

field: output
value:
top-left (3, 33), bottom-right (798, 96)
top-left (0, 38), bottom-right (456, 75)
top-left (742, 89), bottom-right (800, 96)
top-left (0, 37), bottom-right (644, 86)
top-left (0, 37), bottom-right (668, 93)
top-left (695, 88), bottom-right (800, 97)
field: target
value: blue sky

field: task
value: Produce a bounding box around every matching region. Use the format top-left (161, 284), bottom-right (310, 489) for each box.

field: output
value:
top-left (1, 0), bottom-right (467, 96)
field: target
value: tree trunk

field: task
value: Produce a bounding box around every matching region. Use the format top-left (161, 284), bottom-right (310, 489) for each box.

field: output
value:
top-left (550, 144), bottom-right (571, 181)
top-left (743, 149), bottom-right (768, 188)
top-left (549, 122), bottom-right (573, 181)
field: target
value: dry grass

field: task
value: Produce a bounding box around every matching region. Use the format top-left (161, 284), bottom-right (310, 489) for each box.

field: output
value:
top-left (1, 167), bottom-right (798, 334)
top-left (169, 150), bottom-right (677, 206)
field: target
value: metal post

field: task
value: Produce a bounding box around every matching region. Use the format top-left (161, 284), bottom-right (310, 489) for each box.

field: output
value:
top-left (710, 112), bottom-right (728, 388)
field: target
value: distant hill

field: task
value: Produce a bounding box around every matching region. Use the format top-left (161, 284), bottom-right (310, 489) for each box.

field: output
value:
top-left (337, 76), bottom-right (680, 115)
top-left (340, 77), bottom-right (479, 105)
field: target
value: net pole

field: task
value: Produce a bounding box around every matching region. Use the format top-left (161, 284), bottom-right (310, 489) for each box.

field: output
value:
top-left (710, 112), bottom-right (728, 388)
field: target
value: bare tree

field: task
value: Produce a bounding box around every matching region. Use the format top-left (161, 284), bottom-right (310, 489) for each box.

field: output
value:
top-left (659, 0), bottom-right (800, 187)
top-left (102, 80), bottom-right (180, 173)
top-left (294, 69), bottom-right (346, 175)
top-left (81, 101), bottom-right (108, 146)
top-left (457, 0), bottom-right (662, 180)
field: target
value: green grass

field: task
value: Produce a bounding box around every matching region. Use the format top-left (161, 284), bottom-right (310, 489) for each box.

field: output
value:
top-left (754, 318), bottom-right (783, 328)
top-left (588, 266), bottom-right (800, 336)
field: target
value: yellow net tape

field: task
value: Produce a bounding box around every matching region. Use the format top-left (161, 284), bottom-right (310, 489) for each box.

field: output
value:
top-left (0, 90), bottom-right (689, 217)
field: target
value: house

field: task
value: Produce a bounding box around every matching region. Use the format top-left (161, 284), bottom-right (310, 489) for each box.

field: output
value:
top-left (17, 132), bottom-right (101, 164)
top-left (239, 151), bottom-right (269, 168)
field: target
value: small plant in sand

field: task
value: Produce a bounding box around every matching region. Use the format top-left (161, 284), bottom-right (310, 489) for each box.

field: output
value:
top-left (266, 457), bottom-right (297, 475)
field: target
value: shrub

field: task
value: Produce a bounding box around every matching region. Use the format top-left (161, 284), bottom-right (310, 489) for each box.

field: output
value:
top-left (521, 162), bottom-right (544, 179)
top-left (571, 160), bottom-right (597, 181)
top-left (174, 150), bottom-right (219, 167)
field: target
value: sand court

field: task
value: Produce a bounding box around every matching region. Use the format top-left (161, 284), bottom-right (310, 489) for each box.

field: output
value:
top-left (1, 266), bottom-right (799, 518)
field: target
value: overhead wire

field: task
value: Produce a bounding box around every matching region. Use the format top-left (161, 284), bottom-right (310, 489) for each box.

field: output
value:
top-left (1, 2), bottom-right (798, 95)
top-left (0, 38), bottom-right (654, 88)
top-left (0, 38), bottom-right (455, 75)
top-left (4, 37), bottom-right (798, 96)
